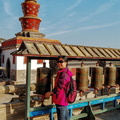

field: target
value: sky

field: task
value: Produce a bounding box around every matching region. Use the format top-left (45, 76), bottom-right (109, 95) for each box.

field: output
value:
top-left (0, 0), bottom-right (120, 49)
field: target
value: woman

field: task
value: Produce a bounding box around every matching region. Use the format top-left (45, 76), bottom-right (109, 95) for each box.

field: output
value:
top-left (45, 55), bottom-right (73, 120)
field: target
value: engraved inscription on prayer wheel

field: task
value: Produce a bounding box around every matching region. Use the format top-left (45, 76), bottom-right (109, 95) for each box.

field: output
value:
top-left (36, 67), bottom-right (51, 95)
top-left (91, 67), bottom-right (103, 89)
top-left (76, 67), bottom-right (89, 91)
top-left (104, 66), bottom-right (116, 87)
top-left (116, 67), bottom-right (120, 85)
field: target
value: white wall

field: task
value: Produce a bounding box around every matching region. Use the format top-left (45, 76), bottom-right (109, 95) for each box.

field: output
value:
top-left (16, 56), bottom-right (50, 70)
top-left (1, 48), bottom-right (16, 69)
top-left (1, 48), bottom-right (50, 70)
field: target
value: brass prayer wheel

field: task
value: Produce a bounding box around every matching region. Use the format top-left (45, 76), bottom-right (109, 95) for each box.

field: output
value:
top-left (116, 67), bottom-right (120, 85)
top-left (104, 66), bottom-right (116, 87)
top-left (91, 66), bottom-right (103, 89)
top-left (76, 67), bottom-right (89, 92)
top-left (36, 65), bottom-right (52, 95)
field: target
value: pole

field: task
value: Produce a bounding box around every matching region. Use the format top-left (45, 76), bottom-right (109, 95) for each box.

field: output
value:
top-left (25, 57), bottom-right (31, 120)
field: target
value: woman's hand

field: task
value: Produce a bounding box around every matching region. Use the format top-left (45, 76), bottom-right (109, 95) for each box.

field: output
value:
top-left (45, 92), bottom-right (53, 99)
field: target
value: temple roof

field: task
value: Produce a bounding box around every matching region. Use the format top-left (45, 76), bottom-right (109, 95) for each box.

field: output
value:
top-left (12, 41), bottom-right (120, 61)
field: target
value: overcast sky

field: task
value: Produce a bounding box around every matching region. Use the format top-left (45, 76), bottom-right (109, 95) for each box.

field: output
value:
top-left (0, 0), bottom-right (120, 48)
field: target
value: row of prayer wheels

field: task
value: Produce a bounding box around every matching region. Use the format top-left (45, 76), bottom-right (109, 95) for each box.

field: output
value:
top-left (76, 65), bottom-right (120, 97)
top-left (36, 62), bottom-right (120, 98)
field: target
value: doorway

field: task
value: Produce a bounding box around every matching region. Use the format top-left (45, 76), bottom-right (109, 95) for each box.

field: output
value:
top-left (6, 58), bottom-right (11, 79)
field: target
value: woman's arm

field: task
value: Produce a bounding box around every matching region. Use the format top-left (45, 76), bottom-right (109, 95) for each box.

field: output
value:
top-left (57, 72), bottom-right (68, 89)
top-left (45, 91), bottom-right (53, 98)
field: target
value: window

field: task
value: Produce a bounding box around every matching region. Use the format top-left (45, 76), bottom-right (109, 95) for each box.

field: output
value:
top-left (37, 59), bottom-right (43, 64)
top-left (24, 57), bottom-right (27, 64)
top-left (13, 56), bottom-right (16, 64)
top-left (2, 55), bottom-right (4, 63)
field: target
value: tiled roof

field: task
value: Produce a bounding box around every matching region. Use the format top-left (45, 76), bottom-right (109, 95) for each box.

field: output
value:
top-left (12, 41), bottom-right (120, 60)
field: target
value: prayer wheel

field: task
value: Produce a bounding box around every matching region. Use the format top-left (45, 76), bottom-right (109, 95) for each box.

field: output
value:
top-left (116, 67), bottom-right (120, 85)
top-left (76, 67), bottom-right (89, 92)
top-left (91, 66), bottom-right (103, 89)
top-left (104, 66), bottom-right (116, 87)
top-left (36, 63), bottom-right (52, 95)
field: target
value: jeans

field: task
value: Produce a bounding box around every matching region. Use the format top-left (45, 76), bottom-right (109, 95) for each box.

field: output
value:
top-left (56, 105), bottom-right (70, 120)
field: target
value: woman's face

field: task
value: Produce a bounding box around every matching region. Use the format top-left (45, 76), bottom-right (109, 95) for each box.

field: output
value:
top-left (57, 58), bottom-right (67, 69)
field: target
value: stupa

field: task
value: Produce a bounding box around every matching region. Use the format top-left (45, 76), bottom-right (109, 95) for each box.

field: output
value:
top-left (16, 0), bottom-right (45, 38)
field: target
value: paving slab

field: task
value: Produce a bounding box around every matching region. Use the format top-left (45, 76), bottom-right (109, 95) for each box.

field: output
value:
top-left (95, 109), bottom-right (120, 120)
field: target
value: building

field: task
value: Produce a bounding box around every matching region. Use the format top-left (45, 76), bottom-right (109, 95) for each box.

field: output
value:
top-left (0, 0), bottom-right (120, 84)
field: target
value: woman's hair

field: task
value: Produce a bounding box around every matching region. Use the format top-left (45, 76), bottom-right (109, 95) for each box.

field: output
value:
top-left (57, 55), bottom-right (68, 62)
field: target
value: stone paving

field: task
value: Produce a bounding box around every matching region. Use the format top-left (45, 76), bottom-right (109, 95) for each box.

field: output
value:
top-left (0, 88), bottom-right (120, 120)
top-left (95, 109), bottom-right (120, 120)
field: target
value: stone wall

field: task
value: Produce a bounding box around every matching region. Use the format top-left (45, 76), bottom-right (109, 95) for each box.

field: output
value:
top-left (0, 100), bottom-right (54, 120)
top-left (0, 102), bottom-right (25, 120)
top-left (15, 69), bottom-right (37, 84)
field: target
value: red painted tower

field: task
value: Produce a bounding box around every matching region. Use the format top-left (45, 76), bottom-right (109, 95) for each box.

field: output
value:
top-left (16, 0), bottom-right (45, 38)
